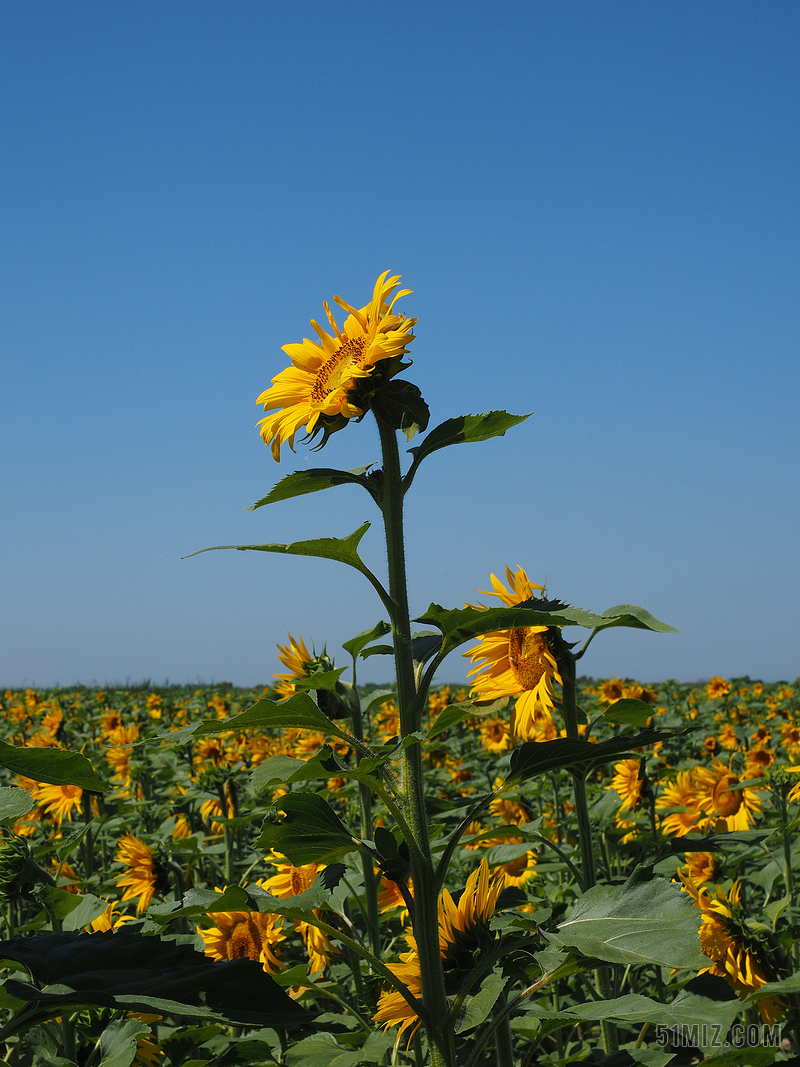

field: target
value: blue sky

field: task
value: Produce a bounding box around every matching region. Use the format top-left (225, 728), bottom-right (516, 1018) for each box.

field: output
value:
top-left (2, 1), bottom-right (798, 688)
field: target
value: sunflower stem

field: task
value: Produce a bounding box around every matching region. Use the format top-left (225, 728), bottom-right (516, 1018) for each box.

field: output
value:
top-left (349, 688), bottom-right (381, 959)
top-left (557, 638), bottom-right (620, 1055)
top-left (492, 991), bottom-right (516, 1067)
top-left (375, 414), bottom-right (456, 1067)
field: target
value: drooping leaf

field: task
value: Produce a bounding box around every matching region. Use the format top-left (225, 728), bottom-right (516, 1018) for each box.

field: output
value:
top-left (151, 691), bottom-right (350, 747)
top-left (245, 467), bottom-right (375, 511)
top-left (0, 931), bottom-right (315, 1037)
top-left (55, 821), bottom-right (94, 863)
top-left (415, 603), bottom-right (602, 659)
top-left (251, 755), bottom-right (309, 792)
top-left (61, 893), bottom-right (110, 932)
top-left (184, 522), bottom-right (375, 575)
top-left (595, 604), bottom-right (678, 634)
top-left (455, 970), bottom-right (506, 1034)
top-left (600, 698), bottom-right (654, 727)
top-left (285, 1029), bottom-right (394, 1067)
top-left (359, 644), bottom-right (394, 660)
top-left (255, 792), bottom-right (360, 865)
top-left (427, 697), bottom-right (509, 740)
top-left (95, 1016), bottom-right (152, 1067)
top-left (405, 411), bottom-right (531, 486)
top-left (556, 866), bottom-right (707, 971)
top-left (0, 742), bottom-right (103, 792)
top-left (292, 668), bottom-right (348, 694)
top-left (342, 620), bottom-right (391, 659)
top-left (0, 786), bottom-right (35, 823)
top-left (506, 729), bottom-right (674, 783)
top-left (657, 830), bottom-right (773, 858)
top-left (411, 630), bottom-right (443, 665)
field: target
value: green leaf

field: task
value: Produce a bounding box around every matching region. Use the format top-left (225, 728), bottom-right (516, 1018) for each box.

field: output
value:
top-left (184, 522), bottom-right (373, 572)
top-left (55, 821), bottom-right (95, 864)
top-left (61, 893), bottom-right (110, 932)
top-left (427, 697), bottom-right (509, 740)
top-left (255, 792), bottom-right (360, 865)
top-left (359, 644), bottom-right (394, 660)
top-left (251, 755), bottom-right (309, 792)
top-left (595, 604), bottom-right (679, 634)
top-left (245, 467), bottom-right (375, 511)
top-left (0, 786), bottom-right (35, 823)
top-left (506, 729), bottom-right (674, 783)
top-left (411, 631), bottom-right (443, 665)
top-left (285, 1030), bottom-right (394, 1067)
top-left (0, 931), bottom-right (315, 1034)
top-left (153, 691), bottom-right (350, 747)
top-left (415, 603), bottom-right (602, 659)
top-left (96, 1017), bottom-right (152, 1067)
top-left (600, 698), bottom-right (654, 727)
top-left (0, 742), bottom-right (103, 792)
top-left (657, 830), bottom-right (773, 857)
top-left (556, 865), bottom-right (707, 971)
top-left (342, 620), bottom-right (391, 659)
top-left (406, 411), bottom-right (531, 484)
top-left (293, 668), bottom-right (348, 693)
top-left (455, 970), bottom-right (506, 1033)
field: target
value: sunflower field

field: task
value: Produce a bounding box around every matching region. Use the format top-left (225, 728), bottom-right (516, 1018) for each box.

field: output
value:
top-left (2, 273), bottom-right (799, 1067)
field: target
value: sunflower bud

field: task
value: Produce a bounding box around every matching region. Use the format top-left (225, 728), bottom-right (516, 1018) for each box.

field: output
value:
top-left (0, 835), bottom-right (49, 901)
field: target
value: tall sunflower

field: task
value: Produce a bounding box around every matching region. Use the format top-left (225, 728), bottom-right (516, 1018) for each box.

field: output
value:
top-left (257, 272), bottom-right (416, 461)
top-left (273, 633), bottom-right (315, 700)
top-left (464, 566), bottom-right (562, 740)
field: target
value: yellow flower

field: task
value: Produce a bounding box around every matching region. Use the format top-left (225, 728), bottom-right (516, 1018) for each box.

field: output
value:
top-left (374, 860), bottom-right (506, 1044)
top-left (199, 908), bottom-right (285, 972)
top-left (607, 759), bottom-right (643, 812)
top-left (744, 746), bottom-right (775, 778)
top-left (89, 900), bottom-right (137, 932)
top-left (261, 858), bottom-right (334, 975)
top-left (134, 1036), bottom-right (163, 1067)
top-left (656, 769), bottom-right (702, 836)
top-left (480, 717), bottom-right (511, 753)
top-left (706, 677), bottom-right (730, 699)
top-left (464, 567), bottom-right (562, 740)
top-left (693, 761), bottom-right (762, 831)
top-left (29, 783), bottom-right (83, 825)
top-left (499, 850), bottom-right (537, 887)
top-left (677, 850), bottom-right (715, 889)
top-left (273, 633), bottom-right (314, 700)
top-left (114, 833), bottom-right (162, 914)
top-left (598, 679), bottom-right (625, 704)
top-left (717, 723), bottom-right (739, 750)
top-left (257, 272), bottom-right (416, 461)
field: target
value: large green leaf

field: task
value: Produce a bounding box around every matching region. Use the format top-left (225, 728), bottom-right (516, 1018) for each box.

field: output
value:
top-left (0, 786), bottom-right (35, 823)
top-left (285, 1030), bottom-right (394, 1067)
top-left (595, 604), bottom-right (678, 634)
top-left (0, 931), bottom-right (315, 1037)
top-left (599, 698), bottom-right (654, 727)
top-left (255, 792), bottom-right (361, 865)
top-left (404, 411), bottom-right (531, 485)
top-left (506, 729), bottom-right (673, 783)
top-left (95, 1017), bottom-right (152, 1067)
top-left (245, 467), bottom-right (375, 511)
top-left (415, 603), bottom-right (602, 659)
top-left (556, 866), bottom-right (707, 971)
top-left (185, 522), bottom-right (370, 567)
top-left (0, 742), bottom-right (103, 792)
top-left (151, 691), bottom-right (349, 747)
top-left (454, 970), bottom-right (506, 1034)
top-left (147, 879), bottom-right (332, 926)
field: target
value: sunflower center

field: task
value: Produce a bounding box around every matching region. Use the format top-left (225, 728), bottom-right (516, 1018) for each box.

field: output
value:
top-left (508, 629), bottom-right (549, 691)
top-left (713, 775), bottom-right (743, 817)
top-left (311, 337), bottom-right (369, 403)
top-left (227, 918), bottom-right (261, 961)
top-left (291, 865), bottom-right (317, 895)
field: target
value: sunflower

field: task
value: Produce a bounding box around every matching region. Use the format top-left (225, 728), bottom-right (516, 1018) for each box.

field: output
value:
top-left (655, 769), bottom-right (703, 836)
top-left (257, 272), bottom-right (416, 461)
top-left (744, 746), bottom-right (775, 778)
top-left (706, 677), bottom-right (730, 699)
top-left (134, 1037), bottom-right (163, 1067)
top-left (695, 881), bottom-right (784, 1022)
top-left (498, 849), bottom-right (538, 887)
top-left (607, 759), bottom-right (643, 812)
top-left (273, 633), bottom-right (314, 700)
top-left (262, 856), bottom-right (335, 975)
top-left (717, 724), bottom-right (739, 750)
top-left (464, 567), bottom-right (561, 740)
top-left (89, 900), bottom-right (137, 932)
top-left (29, 783), bottom-right (83, 825)
top-left (598, 679), bottom-right (625, 704)
top-left (693, 761), bottom-right (762, 831)
top-left (114, 833), bottom-right (163, 914)
top-left (480, 717), bottom-right (511, 753)
top-left (374, 860), bottom-right (506, 1044)
top-left (678, 850), bottom-right (715, 888)
top-left (199, 908), bottom-right (285, 972)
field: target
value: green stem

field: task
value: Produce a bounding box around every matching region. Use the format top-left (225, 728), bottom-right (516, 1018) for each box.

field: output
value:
top-left (350, 690), bottom-right (381, 958)
top-left (375, 414), bottom-right (455, 1067)
top-left (492, 991), bottom-right (515, 1067)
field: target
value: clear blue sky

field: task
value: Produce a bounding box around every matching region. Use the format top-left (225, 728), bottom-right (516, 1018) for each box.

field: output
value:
top-left (2, 1), bottom-right (798, 688)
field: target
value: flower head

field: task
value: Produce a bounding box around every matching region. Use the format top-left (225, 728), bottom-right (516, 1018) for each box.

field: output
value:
top-left (257, 272), bottom-right (416, 460)
top-left (114, 833), bottom-right (164, 914)
top-left (464, 566), bottom-right (562, 740)
top-left (199, 908), bottom-right (285, 972)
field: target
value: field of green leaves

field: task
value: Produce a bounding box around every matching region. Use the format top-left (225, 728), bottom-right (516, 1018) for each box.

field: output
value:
top-left (0, 673), bottom-right (799, 1067)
